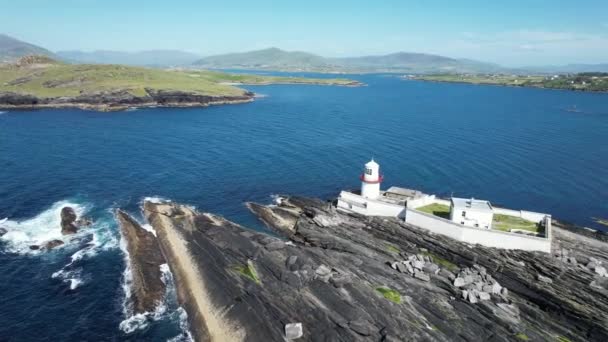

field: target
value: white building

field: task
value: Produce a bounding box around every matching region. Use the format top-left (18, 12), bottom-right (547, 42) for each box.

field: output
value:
top-left (337, 159), bottom-right (435, 218)
top-left (336, 160), bottom-right (552, 253)
top-left (449, 197), bottom-right (494, 229)
top-left (361, 159), bottom-right (382, 199)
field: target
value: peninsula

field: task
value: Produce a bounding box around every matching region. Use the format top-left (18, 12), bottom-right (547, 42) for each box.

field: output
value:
top-left (0, 55), bottom-right (361, 111)
top-left (118, 196), bottom-right (608, 342)
top-left (409, 73), bottom-right (608, 93)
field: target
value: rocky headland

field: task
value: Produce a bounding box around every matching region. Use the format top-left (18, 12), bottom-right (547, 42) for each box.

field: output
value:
top-left (0, 55), bottom-right (362, 112)
top-left (117, 196), bottom-right (608, 341)
top-left (0, 89), bottom-right (255, 112)
top-left (116, 210), bottom-right (167, 314)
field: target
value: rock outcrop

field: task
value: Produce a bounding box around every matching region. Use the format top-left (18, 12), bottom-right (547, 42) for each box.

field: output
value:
top-left (0, 89), bottom-right (255, 112)
top-left (116, 210), bottom-right (166, 314)
top-left (126, 196), bottom-right (608, 342)
top-left (59, 206), bottom-right (92, 235)
top-left (60, 207), bottom-right (79, 235)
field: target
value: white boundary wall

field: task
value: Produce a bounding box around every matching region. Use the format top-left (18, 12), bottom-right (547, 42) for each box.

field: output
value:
top-left (405, 195), bottom-right (436, 208)
top-left (493, 207), bottom-right (546, 223)
top-left (404, 208), bottom-right (552, 253)
top-left (337, 191), bottom-right (406, 218)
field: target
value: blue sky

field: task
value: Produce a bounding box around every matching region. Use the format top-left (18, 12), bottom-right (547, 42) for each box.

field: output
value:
top-left (2, 0), bottom-right (608, 66)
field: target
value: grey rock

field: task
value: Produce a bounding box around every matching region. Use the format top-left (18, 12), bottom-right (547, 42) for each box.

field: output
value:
top-left (453, 277), bottom-right (466, 287)
top-left (315, 265), bottom-right (331, 277)
top-left (412, 260), bottom-right (425, 270)
top-left (423, 263), bottom-right (439, 274)
top-left (330, 273), bottom-right (352, 288)
top-left (595, 266), bottom-right (608, 277)
top-left (0, 228), bottom-right (7, 237)
top-left (285, 322), bottom-right (303, 340)
top-left (131, 197), bottom-right (608, 342)
top-left (265, 241), bottom-right (286, 251)
top-left (478, 292), bottom-right (491, 301)
top-left (537, 274), bottom-right (553, 284)
top-left (60, 207), bottom-right (79, 235)
top-left (348, 319), bottom-right (373, 336)
top-left (396, 262), bottom-right (408, 274)
top-left (414, 269), bottom-right (430, 282)
top-left (468, 291), bottom-right (478, 304)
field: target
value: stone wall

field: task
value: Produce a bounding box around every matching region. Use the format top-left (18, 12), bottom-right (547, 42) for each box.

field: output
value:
top-left (404, 208), bottom-right (552, 253)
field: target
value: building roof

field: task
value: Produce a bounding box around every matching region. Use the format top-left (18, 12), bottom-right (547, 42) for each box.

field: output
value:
top-left (365, 159), bottom-right (379, 168)
top-left (385, 186), bottom-right (424, 199)
top-left (451, 197), bottom-right (493, 212)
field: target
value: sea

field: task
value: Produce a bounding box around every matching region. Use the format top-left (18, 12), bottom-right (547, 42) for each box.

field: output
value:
top-left (0, 73), bottom-right (607, 341)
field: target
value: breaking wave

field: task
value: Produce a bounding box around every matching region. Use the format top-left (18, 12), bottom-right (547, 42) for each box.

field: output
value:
top-left (0, 200), bottom-right (88, 254)
top-left (118, 252), bottom-right (192, 339)
top-left (0, 200), bottom-right (119, 291)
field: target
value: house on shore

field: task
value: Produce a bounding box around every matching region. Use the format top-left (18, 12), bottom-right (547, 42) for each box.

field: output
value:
top-left (337, 160), bottom-right (552, 253)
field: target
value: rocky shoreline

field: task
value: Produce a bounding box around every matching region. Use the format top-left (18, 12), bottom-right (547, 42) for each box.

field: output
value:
top-left (117, 196), bottom-right (608, 341)
top-left (0, 88), bottom-right (255, 112)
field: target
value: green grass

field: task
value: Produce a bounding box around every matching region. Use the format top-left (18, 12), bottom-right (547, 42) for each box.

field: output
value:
top-left (492, 214), bottom-right (541, 234)
top-left (233, 260), bottom-right (261, 284)
top-left (375, 286), bottom-right (402, 304)
top-left (386, 245), bottom-right (400, 254)
top-left (556, 336), bottom-right (571, 342)
top-left (515, 333), bottom-right (530, 341)
top-left (421, 251), bottom-right (459, 272)
top-left (0, 56), bottom-right (360, 100)
top-left (417, 203), bottom-right (451, 219)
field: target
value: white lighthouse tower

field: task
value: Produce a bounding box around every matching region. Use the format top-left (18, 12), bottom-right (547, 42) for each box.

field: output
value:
top-left (360, 159), bottom-right (383, 199)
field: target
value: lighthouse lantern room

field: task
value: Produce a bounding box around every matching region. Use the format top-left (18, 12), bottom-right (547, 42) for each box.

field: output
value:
top-left (360, 159), bottom-right (383, 199)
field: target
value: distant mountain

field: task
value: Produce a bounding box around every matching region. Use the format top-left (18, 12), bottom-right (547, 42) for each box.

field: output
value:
top-left (0, 34), bottom-right (56, 63)
top-left (56, 50), bottom-right (201, 67)
top-left (524, 64), bottom-right (608, 74)
top-left (193, 47), bottom-right (505, 73)
top-left (194, 47), bottom-right (332, 70)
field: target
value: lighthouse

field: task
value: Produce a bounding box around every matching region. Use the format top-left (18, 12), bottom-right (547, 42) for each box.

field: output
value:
top-left (360, 159), bottom-right (383, 199)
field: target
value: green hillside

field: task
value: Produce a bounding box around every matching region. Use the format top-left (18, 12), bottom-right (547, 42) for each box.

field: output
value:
top-left (0, 56), bottom-right (360, 110)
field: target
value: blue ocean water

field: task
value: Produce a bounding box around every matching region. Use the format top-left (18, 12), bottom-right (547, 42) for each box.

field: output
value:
top-left (0, 74), bottom-right (607, 340)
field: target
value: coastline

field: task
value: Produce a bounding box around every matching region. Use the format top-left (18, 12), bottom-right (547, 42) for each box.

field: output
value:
top-left (0, 98), bottom-right (254, 112)
top-left (409, 77), bottom-right (608, 94)
top-left (124, 196), bottom-right (608, 341)
top-left (144, 202), bottom-right (245, 342)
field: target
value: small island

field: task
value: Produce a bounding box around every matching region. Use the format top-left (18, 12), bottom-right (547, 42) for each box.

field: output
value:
top-left (409, 73), bottom-right (608, 92)
top-left (0, 55), bottom-right (362, 111)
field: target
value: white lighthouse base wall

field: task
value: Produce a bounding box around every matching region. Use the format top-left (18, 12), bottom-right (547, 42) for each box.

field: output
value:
top-left (337, 191), bottom-right (406, 218)
top-left (361, 182), bottom-right (380, 200)
top-left (404, 208), bottom-right (551, 253)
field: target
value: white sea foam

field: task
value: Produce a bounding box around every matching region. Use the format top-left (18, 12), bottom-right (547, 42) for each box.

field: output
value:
top-left (167, 308), bottom-right (194, 342)
top-left (0, 217), bottom-right (7, 224)
top-left (270, 194), bottom-right (285, 206)
top-left (143, 196), bottom-right (169, 204)
top-left (0, 200), bottom-right (86, 254)
top-left (141, 223), bottom-right (157, 237)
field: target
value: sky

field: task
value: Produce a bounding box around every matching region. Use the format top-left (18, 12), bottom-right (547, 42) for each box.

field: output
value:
top-left (1, 0), bottom-right (608, 66)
